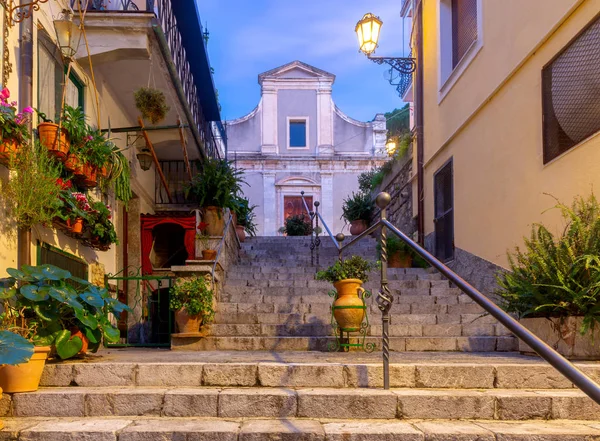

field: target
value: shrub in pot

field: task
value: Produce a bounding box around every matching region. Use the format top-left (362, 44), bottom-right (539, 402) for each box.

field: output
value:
top-left (497, 193), bottom-right (600, 358)
top-left (316, 256), bottom-right (377, 331)
top-left (233, 196), bottom-right (258, 242)
top-left (280, 214), bottom-right (312, 236)
top-left (184, 159), bottom-right (245, 235)
top-left (86, 201), bottom-right (119, 249)
top-left (0, 264), bottom-right (130, 365)
top-left (341, 191), bottom-right (374, 235)
top-left (169, 276), bottom-right (215, 334)
top-left (376, 236), bottom-right (430, 268)
top-left (0, 88), bottom-right (32, 165)
top-left (197, 222), bottom-right (216, 260)
top-left (0, 328), bottom-right (44, 394)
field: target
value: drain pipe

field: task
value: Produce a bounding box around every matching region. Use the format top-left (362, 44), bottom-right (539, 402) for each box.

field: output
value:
top-left (17, 12), bottom-right (34, 268)
top-left (415, 0), bottom-right (425, 246)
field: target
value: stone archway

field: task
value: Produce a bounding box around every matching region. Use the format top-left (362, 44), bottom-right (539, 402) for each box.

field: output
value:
top-left (275, 177), bottom-right (320, 235)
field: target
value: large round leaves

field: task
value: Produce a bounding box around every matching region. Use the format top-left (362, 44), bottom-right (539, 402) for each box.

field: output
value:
top-left (20, 285), bottom-right (50, 302)
top-left (49, 286), bottom-right (84, 311)
top-left (54, 330), bottom-right (83, 360)
top-left (0, 331), bottom-right (34, 365)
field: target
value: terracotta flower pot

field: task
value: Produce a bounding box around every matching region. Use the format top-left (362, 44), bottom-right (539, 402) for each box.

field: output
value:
top-left (175, 308), bottom-right (201, 334)
top-left (0, 139), bottom-right (20, 166)
top-left (332, 279), bottom-right (367, 331)
top-left (70, 328), bottom-right (89, 356)
top-left (65, 153), bottom-right (83, 175)
top-left (236, 225), bottom-right (246, 243)
top-left (202, 249), bottom-right (217, 261)
top-left (0, 387), bottom-right (3, 430)
top-left (349, 220), bottom-right (368, 236)
top-left (203, 206), bottom-right (225, 236)
top-left (80, 163), bottom-right (98, 188)
top-left (38, 122), bottom-right (69, 161)
top-left (100, 165), bottom-right (110, 179)
top-left (388, 253), bottom-right (413, 268)
top-left (67, 217), bottom-right (84, 234)
top-left (0, 346), bottom-right (51, 393)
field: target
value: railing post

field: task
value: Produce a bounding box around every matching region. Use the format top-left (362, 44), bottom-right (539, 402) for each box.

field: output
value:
top-left (335, 233), bottom-right (345, 262)
top-left (375, 192), bottom-right (393, 390)
top-left (314, 201), bottom-right (321, 267)
top-left (302, 191), bottom-right (315, 266)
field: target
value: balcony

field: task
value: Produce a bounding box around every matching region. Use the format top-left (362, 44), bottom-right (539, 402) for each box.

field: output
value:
top-left (70, 0), bottom-right (225, 161)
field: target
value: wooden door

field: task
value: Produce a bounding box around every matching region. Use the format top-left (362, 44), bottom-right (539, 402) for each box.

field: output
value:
top-left (284, 195), bottom-right (312, 224)
top-left (434, 159), bottom-right (454, 261)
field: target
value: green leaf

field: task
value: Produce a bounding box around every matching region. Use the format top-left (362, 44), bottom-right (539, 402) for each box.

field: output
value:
top-left (32, 303), bottom-right (59, 322)
top-left (0, 287), bottom-right (16, 300)
top-left (69, 276), bottom-right (91, 286)
top-left (54, 330), bottom-right (83, 360)
top-left (75, 309), bottom-right (99, 330)
top-left (102, 324), bottom-right (120, 343)
top-left (6, 268), bottom-right (26, 279)
top-left (41, 264), bottom-right (71, 281)
top-left (105, 298), bottom-right (131, 316)
top-left (49, 286), bottom-right (84, 310)
top-left (79, 290), bottom-right (105, 308)
top-left (85, 327), bottom-right (102, 344)
top-left (0, 331), bottom-right (34, 365)
top-left (20, 284), bottom-right (50, 302)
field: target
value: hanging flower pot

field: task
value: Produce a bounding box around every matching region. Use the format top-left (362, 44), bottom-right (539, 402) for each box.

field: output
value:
top-left (202, 249), bottom-right (217, 260)
top-left (38, 122), bottom-right (69, 161)
top-left (67, 217), bottom-right (84, 234)
top-left (65, 153), bottom-right (83, 175)
top-left (80, 163), bottom-right (97, 188)
top-left (0, 139), bottom-right (20, 166)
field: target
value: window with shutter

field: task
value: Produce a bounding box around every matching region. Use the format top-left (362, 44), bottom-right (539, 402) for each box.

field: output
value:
top-left (451, 0), bottom-right (478, 68)
top-left (542, 15), bottom-right (600, 164)
top-left (39, 243), bottom-right (88, 282)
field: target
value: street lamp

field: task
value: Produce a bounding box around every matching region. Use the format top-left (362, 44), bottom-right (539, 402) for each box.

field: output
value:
top-left (54, 10), bottom-right (83, 61)
top-left (385, 139), bottom-right (397, 156)
top-left (355, 12), bottom-right (416, 97)
top-left (136, 148), bottom-right (153, 171)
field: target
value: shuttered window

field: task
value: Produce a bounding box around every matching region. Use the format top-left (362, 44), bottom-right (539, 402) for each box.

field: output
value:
top-left (542, 15), bottom-right (600, 164)
top-left (39, 243), bottom-right (88, 282)
top-left (451, 0), bottom-right (478, 68)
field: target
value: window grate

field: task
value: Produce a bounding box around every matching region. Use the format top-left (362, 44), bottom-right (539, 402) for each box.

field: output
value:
top-left (452, 0), bottom-right (478, 68)
top-left (542, 14), bottom-right (600, 164)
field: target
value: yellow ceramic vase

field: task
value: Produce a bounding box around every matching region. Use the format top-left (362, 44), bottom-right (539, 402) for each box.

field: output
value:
top-left (0, 346), bottom-right (51, 393)
top-left (332, 279), bottom-right (366, 331)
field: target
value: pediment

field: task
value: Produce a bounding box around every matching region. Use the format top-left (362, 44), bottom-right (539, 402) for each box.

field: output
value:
top-left (259, 61), bottom-right (335, 83)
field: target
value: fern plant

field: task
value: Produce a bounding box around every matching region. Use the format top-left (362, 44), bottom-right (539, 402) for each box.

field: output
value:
top-left (497, 193), bottom-right (600, 335)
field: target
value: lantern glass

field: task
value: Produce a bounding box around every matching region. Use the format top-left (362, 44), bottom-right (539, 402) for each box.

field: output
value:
top-left (136, 149), bottom-right (153, 171)
top-left (386, 140), bottom-right (397, 156)
top-left (54, 14), bottom-right (83, 60)
top-left (355, 13), bottom-right (382, 55)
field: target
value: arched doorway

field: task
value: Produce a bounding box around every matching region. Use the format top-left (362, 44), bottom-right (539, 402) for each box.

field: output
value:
top-left (150, 223), bottom-right (189, 269)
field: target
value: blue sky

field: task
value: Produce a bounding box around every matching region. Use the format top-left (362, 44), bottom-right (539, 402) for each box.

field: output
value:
top-left (197, 1), bottom-right (411, 123)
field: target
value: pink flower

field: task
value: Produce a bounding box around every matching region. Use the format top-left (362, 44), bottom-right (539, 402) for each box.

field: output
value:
top-left (86, 135), bottom-right (93, 141)
top-left (0, 88), bottom-right (10, 100)
top-left (23, 106), bottom-right (33, 114)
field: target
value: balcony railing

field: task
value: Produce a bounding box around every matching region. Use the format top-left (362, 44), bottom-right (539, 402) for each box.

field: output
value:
top-left (70, 0), bottom-right (222, 160)
top-left (155, 161), bottom-right (200, 206)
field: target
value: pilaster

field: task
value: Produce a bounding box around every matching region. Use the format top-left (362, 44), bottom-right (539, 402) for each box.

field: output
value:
top-left (261, 87), bottom-right (278, 154)
top-left (320, 172), bottom-right (334, 229)
top-left (317, 87), bottom-right (334, 156)
top-left (263, 171), bottom-right (277, 235)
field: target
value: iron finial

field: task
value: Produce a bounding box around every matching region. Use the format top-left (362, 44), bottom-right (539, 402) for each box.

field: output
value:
top-left (376, 192), bottom-right (391, 209)
top-left (314, 201), bottom-right (320, 207)
top-left (335, 233), bottom-right (345, 243)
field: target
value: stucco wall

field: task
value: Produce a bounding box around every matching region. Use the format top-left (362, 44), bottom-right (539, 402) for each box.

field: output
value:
top-left (242, 172), bottom-right (265, 236)
top-left (332, 173), bottom-right (362, 235)
top-left (226, 109), bottom-right (262, 153)
top-left (417, 0), bottom-right (600, 269)
top-left (277, 89), bottom-right (317, 155)
top-left (333, 112), bottom-right (372, 154)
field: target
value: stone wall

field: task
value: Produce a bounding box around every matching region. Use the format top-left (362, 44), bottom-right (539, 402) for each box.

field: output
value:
top-left (371, 148), bottom-right (416, 237)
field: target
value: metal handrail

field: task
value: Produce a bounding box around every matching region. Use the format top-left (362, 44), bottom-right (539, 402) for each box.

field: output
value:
top-left (302, 191), bottom-right (600, 404)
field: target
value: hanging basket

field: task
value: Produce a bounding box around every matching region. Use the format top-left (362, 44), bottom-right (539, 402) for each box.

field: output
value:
top-left (0, 139), bottom-right (20, 166)
top-left (80, 163), bottom-right (98, 188)
top-left (38, 122), bottom-right (69, 161)
top-left (65, 153), bottom-right (83, 175)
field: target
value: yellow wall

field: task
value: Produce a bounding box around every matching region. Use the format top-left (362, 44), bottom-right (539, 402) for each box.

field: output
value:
top-left (0, 2), bottom-right (155, 278)
top-left (418, 0), bottom-right (600, 268)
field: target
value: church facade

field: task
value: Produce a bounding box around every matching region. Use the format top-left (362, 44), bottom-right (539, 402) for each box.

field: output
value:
top-left (226, 61), bottom-right (387, 236)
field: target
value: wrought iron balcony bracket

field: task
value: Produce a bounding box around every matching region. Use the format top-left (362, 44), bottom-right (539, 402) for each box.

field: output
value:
top-left (8, 0), bottom-right (48, 26)
top-left (367, 55), bottom-right (416, 98)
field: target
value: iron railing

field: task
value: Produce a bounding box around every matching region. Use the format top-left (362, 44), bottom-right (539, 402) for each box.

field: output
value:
top-left (302, 191), bottom-right (600, 404)
top-left (155, 160), bottom-right (200, 205)
top-left (70, 0), bottom-right (223, 159)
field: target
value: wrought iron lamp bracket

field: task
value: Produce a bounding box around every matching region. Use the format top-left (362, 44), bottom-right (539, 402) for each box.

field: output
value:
top-left (8, 0), bottom-right (48, 26)
top-left (367, 55), bottom-right (416, 97)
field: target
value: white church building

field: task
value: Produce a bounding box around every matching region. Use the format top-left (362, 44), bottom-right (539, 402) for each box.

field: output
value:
top-left (226, 61), bottom-right (387, 236)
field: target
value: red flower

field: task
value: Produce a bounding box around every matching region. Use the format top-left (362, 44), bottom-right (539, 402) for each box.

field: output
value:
top-left (197, 221), bottom-right (209, 232)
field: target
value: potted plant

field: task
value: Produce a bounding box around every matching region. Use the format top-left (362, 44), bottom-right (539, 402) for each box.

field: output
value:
top-left (0, 325), bottom-right (44, 394)
top-left (341, 191), bottom-right (374, 235)
top-left (1, 264), bottom-right (129, 365)
top-left (185, 159), bottom-right (246, 235)
top-left (0, 330), bottom-right (36, 421)
top-left (36, 109), bottom-right (69, 161)
top-left (378, 236), bottom-right (412, 268)
top-left (0, 142), bottom-right (63, 229)
top-left (497, 193), bottom-right (600, 359)
top-left (169, 276), bottom-right (214, 334)
top-left (316, 256), bottom-right (377, 331)
top-left (197, 221), bottom-right (217, 260)
top-left (280, 214), bottom-right (312, 236)
top-left (0, 88), bottom-right (32, 166)
top-left (134, 87), bottom-right (170, 124)
top-left (233, 196), bottom-right (258, 242)
top-left (86, 201), bottom-right (118, 249)
top-left (82, 129), bottom-right (113, 187)
top-left (58, 191), bottom-right (92, 235)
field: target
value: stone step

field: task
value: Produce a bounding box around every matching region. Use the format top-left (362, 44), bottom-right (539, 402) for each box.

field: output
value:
top-left (8, 417), bottom-right (600, 440)
top-left (4, 387), bottom-right (598, 420)
top-left (170, 335), bottom-right (516, 352)
top-left (206, 323), bottom-right (508, 338)
top-left (38, 354), bottom-right (600, 389)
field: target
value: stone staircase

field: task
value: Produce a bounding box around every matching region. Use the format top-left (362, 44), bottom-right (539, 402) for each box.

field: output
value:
top-left (3, 235), bottom-right (600, 439)
top-left (174, 236), bottom-right (517, 352)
